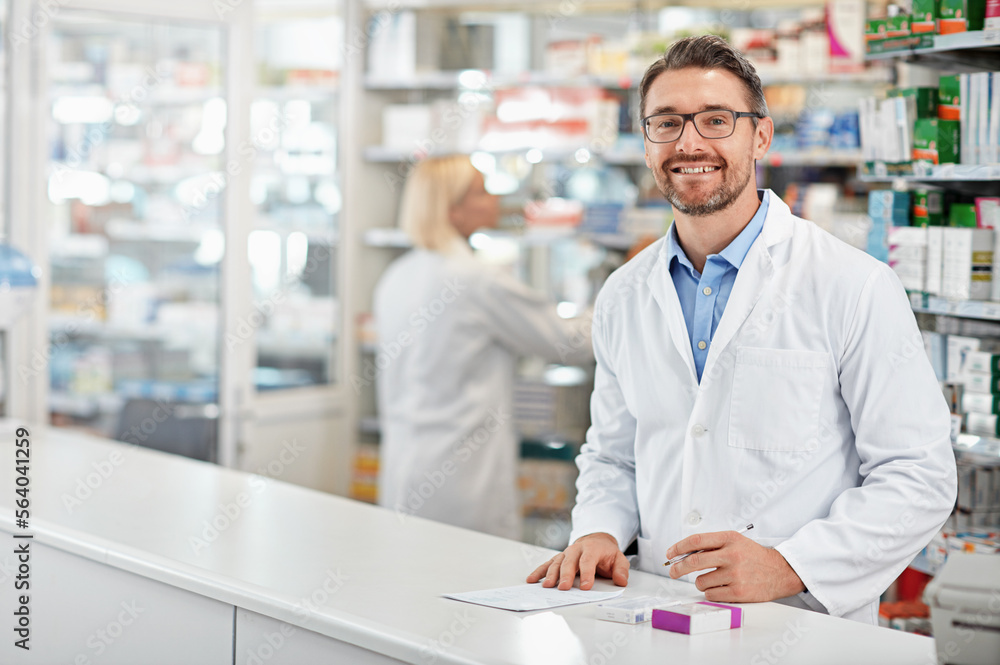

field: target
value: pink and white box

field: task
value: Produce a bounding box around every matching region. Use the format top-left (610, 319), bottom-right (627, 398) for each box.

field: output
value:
top-left (651, 602), bottom-right (743, 635)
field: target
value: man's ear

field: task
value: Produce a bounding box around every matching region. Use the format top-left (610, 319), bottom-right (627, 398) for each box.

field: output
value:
top-left (754, 116), bottom-right (774, 159)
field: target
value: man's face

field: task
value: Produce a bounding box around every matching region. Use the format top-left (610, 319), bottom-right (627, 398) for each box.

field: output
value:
top-left (643, 67), bottom-right (770, 216)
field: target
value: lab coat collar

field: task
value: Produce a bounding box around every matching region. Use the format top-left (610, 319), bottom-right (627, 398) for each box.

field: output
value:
top-left (702, 189), bottom-right (791, 384)
top-left (664, 190), bottom-right (770, 278)
top-left (646, 189), bottom-right (790, 387)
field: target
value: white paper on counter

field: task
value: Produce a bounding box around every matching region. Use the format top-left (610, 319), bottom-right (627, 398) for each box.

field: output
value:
top-left (442, 583), bottom-right (625, 612)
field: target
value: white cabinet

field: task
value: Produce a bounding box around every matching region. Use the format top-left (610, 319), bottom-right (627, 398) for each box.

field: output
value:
top-left (235, 608), bottom-right (406, 665)
top-left (0, 539), bottom-right (234, 665)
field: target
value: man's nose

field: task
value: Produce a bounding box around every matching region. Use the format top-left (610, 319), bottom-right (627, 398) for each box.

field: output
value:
top-left (674, 118), bottom-right (707, 152)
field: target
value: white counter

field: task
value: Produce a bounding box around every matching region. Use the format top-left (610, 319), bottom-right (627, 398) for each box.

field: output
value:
top-left (0, 421), bottom-right (937, 664)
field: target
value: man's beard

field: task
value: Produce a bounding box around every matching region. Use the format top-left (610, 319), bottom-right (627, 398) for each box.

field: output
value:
top-left (655, 155), bottom-right (753, 216)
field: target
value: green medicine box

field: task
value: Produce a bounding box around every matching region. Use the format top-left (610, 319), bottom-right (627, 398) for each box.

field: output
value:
top-left (938, 0), bottom-right (987, 33)
top-left (911, 0), bottom-right (938, 32)
top-left (913, 188), bottom-right (944, 226)
top-left (938, 75), bottom-right (961, 121)
top-left (886, 13), bottom-right (912, 37)
top-left (866, 18), bottom-right (888, 38)
top-left (889, 87), bottom-right (938, 119)
top-left (950, 203), bottom-right (978, 228)
top-left (865, 19), bottom-right (888, 53)
top-left (913, 118), bottom-right (960, 165)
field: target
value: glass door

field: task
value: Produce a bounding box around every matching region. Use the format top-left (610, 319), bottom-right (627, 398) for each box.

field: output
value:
top-left (39, 6), bottom-right (234, 462)
top-left (251, 1), bottom-right (341, 390)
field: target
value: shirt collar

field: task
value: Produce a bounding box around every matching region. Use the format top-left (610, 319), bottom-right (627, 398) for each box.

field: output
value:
top-left (666, 189), bottom-right (769, 274)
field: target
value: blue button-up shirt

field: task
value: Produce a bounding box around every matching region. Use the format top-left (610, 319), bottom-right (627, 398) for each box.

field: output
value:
top-left (666, 190), bottom-right (769, 382)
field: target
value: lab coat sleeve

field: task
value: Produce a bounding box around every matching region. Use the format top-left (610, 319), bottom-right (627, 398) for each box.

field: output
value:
top-left (774, 261), bottom-right (957, 618)
top-left (477, 268), bottom-right (594, 365)
top-left (568, 300), bottom-right (640, 551)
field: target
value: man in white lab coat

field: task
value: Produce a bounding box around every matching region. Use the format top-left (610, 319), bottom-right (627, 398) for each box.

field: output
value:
top-left (527, 35), bottom-right (957, 624)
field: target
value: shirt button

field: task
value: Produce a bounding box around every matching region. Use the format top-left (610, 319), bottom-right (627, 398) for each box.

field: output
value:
top-left (702, 287), bottom-right (712, 296)
top-left (697, 340), bottom-right (707, 350)
top-left (691, 424), bottom-right (705, 437)
top-left (686, 511), bottom-right (702, 526)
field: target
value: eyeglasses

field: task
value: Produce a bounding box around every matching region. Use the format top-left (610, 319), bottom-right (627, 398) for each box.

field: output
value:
top-left (641, 109), bottom-right (765, 143)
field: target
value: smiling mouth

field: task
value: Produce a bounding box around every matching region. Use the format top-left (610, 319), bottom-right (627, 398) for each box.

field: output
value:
top-left (671, 165), bottom-right (721, 174)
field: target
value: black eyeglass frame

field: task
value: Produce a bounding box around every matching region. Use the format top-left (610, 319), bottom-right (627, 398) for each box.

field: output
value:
top-left (640, 109), bottom-right (766, 143)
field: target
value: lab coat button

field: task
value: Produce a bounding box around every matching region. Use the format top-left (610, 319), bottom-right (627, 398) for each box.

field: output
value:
top-left (697, 340), bottom-right (707, 350)
top-left (702, 287), bottom-right (712, 296)
top-left (686, 511), bottom-right (702, 525)
top-left (691, 424), bottom-right (705, 437)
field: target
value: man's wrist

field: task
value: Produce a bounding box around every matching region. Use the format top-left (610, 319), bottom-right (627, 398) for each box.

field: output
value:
top-left (769, 548), bottom-right (806, 599)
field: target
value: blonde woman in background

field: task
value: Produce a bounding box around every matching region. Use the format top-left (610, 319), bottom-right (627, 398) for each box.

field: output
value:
top-left (374, 155), bottom-right (594, 540)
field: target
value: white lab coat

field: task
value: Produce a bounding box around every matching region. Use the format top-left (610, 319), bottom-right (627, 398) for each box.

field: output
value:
top-left (569, 191), bottom-right (957, 624)
top-left (375, 242), bottom-right (593, 540)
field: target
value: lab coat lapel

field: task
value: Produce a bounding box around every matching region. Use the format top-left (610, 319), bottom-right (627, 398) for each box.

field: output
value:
top-left (702, 192), bottom-right (792, 381)
top-left (646, 243), bottom-right (698, 385)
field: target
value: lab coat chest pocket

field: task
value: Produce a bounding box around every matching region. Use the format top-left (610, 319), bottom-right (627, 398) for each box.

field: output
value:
top-left (729, 347), bottom-right (828, 452)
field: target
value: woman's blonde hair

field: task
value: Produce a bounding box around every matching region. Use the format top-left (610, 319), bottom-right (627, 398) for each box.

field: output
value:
top-left (398, 155), bottom-right (478, 252)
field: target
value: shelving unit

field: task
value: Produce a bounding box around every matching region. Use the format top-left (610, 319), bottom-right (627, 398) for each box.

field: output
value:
top-left (864, 24), bottom-right (1000, 605)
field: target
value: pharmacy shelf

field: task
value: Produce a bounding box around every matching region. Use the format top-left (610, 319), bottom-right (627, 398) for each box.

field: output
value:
top-left (49, 85), bottom-right (223, 106)
top-left (757, 69), bottom-right (895, 86)
top-left (954, 433), bottom-right (1000, 464)
top-left (364, 0), bottom-right (831, 11)
top-left (363, 226), bottom-right (641, 251)
top-left (366, 145), bottom-right (864, 169)
top-left (364, 69), bottom-right (892, 91)
top-left (859, 163), bottom-right (1000, 182)
top-left (256, 85), bottom-right (339, 102)
top-left (364, 145), bottom-right (594, 163)
top-left (105, 219), bottom-right (218, 243)
top-left (49, 391), bottom-right (125, 419)
top-left (762, 151), bottom-right (863, 167)
top-left (49, 315), bottom-right (173, 341)
top-left (365, 71), bottom-right (636, 90)
top-left (911, 296), bottom-right (1000, 322)
top-left (865, 29), bottom-right (1000, 68)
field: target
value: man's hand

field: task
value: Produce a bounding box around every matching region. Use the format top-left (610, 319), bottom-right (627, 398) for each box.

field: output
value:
top-left (526, 532), bottom-right (629, 591)
top-left (666, 530), bottom-right (805, 602)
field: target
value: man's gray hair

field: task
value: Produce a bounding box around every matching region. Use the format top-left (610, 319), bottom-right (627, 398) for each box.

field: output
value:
top-left (639, 35), bottom-right (769, 123)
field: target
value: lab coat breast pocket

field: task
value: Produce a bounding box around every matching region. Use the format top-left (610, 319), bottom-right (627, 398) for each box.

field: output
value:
top-left (729, 346), bottom-right (828, 452)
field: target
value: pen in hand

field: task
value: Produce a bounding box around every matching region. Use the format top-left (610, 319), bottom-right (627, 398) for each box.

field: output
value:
top-left (663, 523), bottom-right (754, 566)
